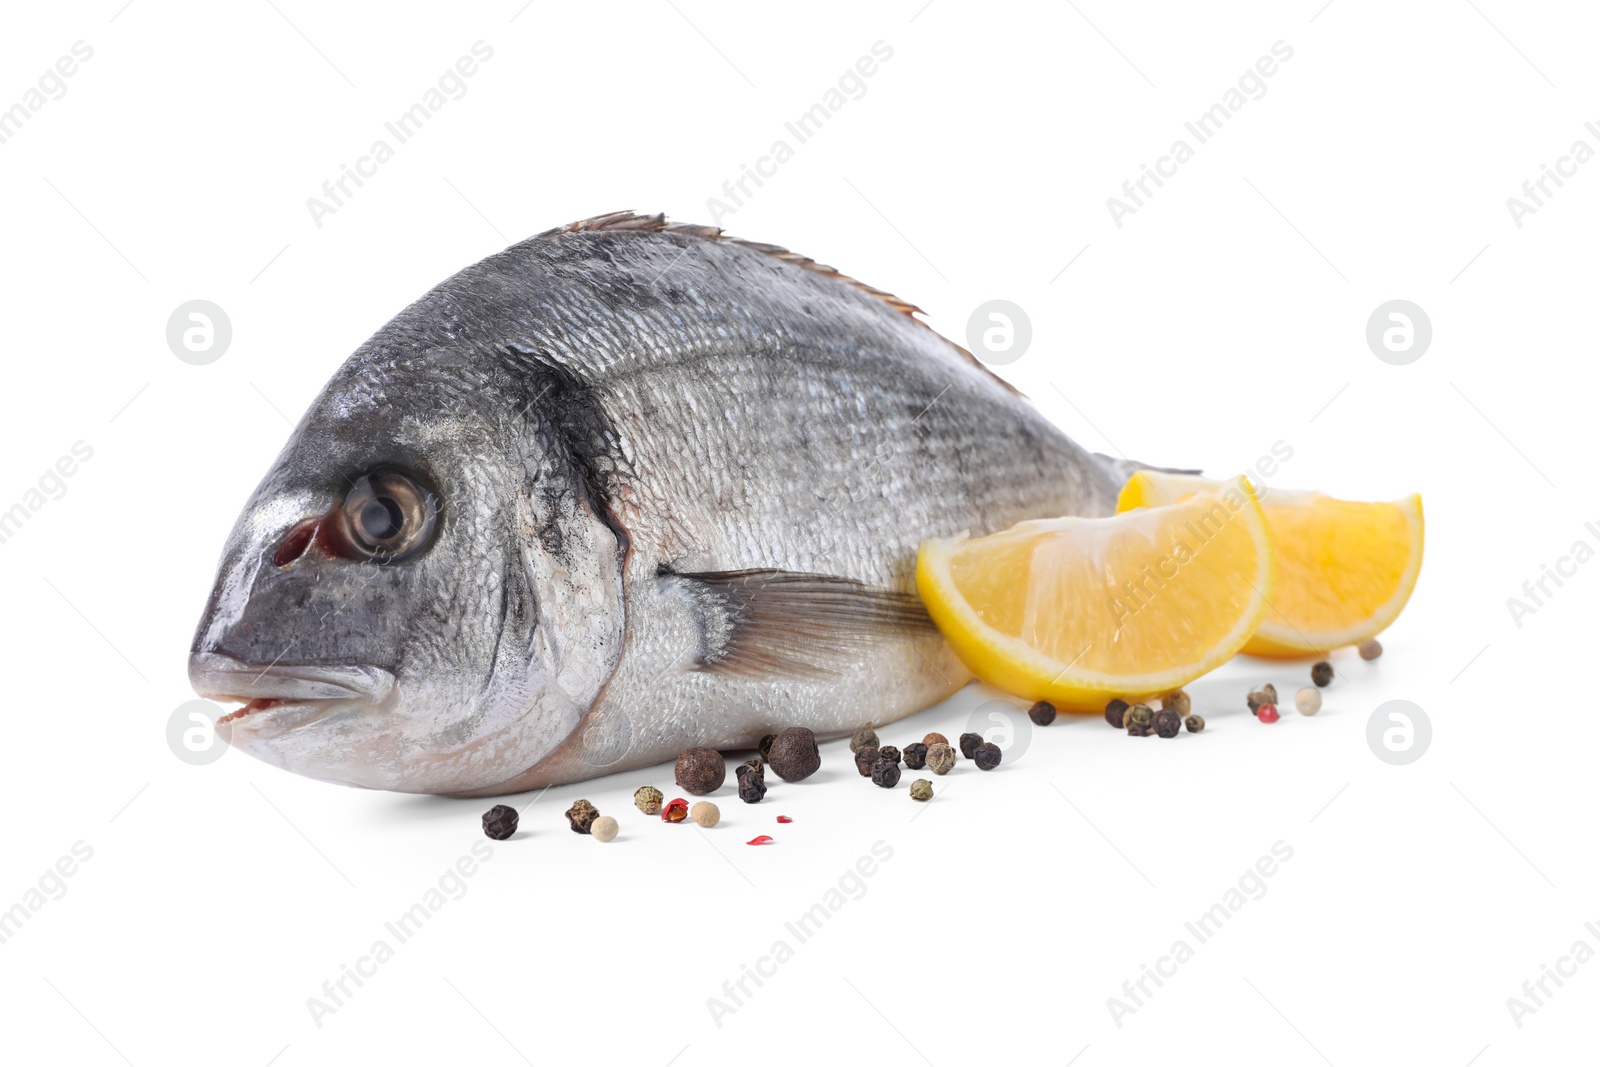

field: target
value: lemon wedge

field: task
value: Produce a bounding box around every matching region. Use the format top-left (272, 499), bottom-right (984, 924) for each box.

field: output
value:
top-left (917, 475), bottom-right (1275, 710)
top-left (1118, 471), bottom-right (1423, 657)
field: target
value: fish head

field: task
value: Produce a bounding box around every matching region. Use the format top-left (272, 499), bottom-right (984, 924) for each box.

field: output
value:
top-left (188, 340), bottom-right (627, 794)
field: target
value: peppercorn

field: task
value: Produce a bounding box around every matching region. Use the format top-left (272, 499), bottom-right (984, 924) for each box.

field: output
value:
top-left (1127, 703), bottom-right (1153, 727)
top-left (1127, 721), bottom-right (1151, 737)
top-left (1262, 684), bottom-right (1278, 704)
top-left (736, 760), bottom-right (767, 803)
top-left (1105, 698), bottom-right (1129, 729)
top-left (923, 732), bottom-right (949, 748)
top-left (758, 734), bottom-right (776, 762)
top-left (903, 742), bottom-right (928, 770)
top-left (690, 801), bottom-right (720, 828)
top-left (661, 798), bottom-right (689, 823)
top-left (958, 732), bottom-right (983, 759)
top-left (973, 742), bottom-right (1002, 770)
top-left (925, 743), bottom-right (956, 775)
top-left (1295, 687), bottom-right (1321, 716)
top-left (854, 746), bottom-right (880, 777)
top-left (1257, 704), bottom-right (1281, 724)
top-left (1246, 689), bottom-right (1271, 715)
top-left (1184, 714), bottom-right (1205, 733)
top-left (1358, 639), bottom-right (1383, 661)
top-left (565, 799), bottom-right (599, 834)
top-left (481, 804), bottom-right (518, 840)
top-left (1311, 661), bottom-right (1333, 687)
top-left (767, 727), bottom-right (821, 781)
top-left (849, 722), bottom-right (879, 753)
top-left (1153, 708), bottom-right (1181, 738)
top-left (675, 747), bottom-right (725, 795)
top-left (870, 760), bottom-right (901, 788)
top-left (909, 779), bottom-right (933, 802)
top-left (877, 745), bottom-right (901, 766)
top-left (1028, 700), bottom-right (1057, 726)
top-left (633, 785), bottom-right (664, 816)
top-left (1163, 690), bottom-right (1191, 717)
top-left (590, 816), bottom-right (618, 842)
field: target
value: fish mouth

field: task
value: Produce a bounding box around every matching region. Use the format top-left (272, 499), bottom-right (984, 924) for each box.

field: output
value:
top-left (189, 652), bottom-right (396, 741)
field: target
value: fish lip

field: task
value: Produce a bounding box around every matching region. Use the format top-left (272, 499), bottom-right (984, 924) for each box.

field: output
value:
top-left (189, 652), bottom-right (395, 741)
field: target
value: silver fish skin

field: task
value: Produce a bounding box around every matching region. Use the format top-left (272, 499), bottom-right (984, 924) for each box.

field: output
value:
top-left (188, 213), bottom-right (1129, 795)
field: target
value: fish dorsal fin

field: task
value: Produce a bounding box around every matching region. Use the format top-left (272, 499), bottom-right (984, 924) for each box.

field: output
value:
top-left (536, 211), bottom-right (1020, 396)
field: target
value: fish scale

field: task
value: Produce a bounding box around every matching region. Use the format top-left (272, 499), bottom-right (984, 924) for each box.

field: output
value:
top-left (189, 212), bottom-right (1137, 795)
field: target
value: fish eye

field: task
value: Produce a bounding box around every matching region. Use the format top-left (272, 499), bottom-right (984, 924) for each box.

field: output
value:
top-left (338, 468), bottom-right (438, 562)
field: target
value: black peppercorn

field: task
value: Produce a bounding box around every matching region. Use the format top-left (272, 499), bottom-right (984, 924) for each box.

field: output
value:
top-left (854, 746), bottom-right (880, 777)
top-left (870, 760), bottom-right (901, 788)
top-left (1311, 661), bottom-right (1333, 687)
top-left (675, 747), bottom-right (726, 795)
top-left (959, 732), bottom-right (983, 759)
top-left (1153, 708), bottom-right (1181, 738)
top-left (481, 804), bottom-right (518, 840)
top-left (739, 758), bottom-right (764, 779)
top-left (877, 745), bottom-right (901, 766)
top-left (973, 742), bottom-right (1002, 770)
top-left (736, 767), bottom-right (767, 804)
top-left (759, 734), bottom-right (777, 761)
top-left (1028, 700), bottom-right (1057, 726)
top-left (565, 799), bottom-right (599, 834)
top-left (903, 742), bottom-right (928, 770)
top-left (767, 727), bottom-right (821, 781)
top-left (1105, 698), bottom-right (1129, 729)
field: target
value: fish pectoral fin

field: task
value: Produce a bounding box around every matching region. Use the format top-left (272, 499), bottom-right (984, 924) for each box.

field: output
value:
top-left (662, 567), bottom-right (938, 679)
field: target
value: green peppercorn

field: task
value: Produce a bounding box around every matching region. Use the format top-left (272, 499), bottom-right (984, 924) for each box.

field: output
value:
top-left (1311, 661), bottom-right (1333, 687)
top-left (850, 722), bottom-right (879, 753)
top-left (1153, 709), bottom-right (1181, 738)
top-left (1185, 714), bottom-right (1205, 733)
top-left (1127, 721), bottom-right (1152, 737)
top-left (909, 779), bottom-right (933, 802)
top-left (565, 799), bottom-right (599, 834)
top-left (1127, 703), bottom-right (1153, 727)
top-left (1028, 700), bottom-right (1057, 726)
top-left (1105, 699), bottom-right (1129, 729)
top-left (633, 786), bottom-right (663, 816)
top-left (1163, 690), bottom-right (1191, 717)
top-left (925, 743), bottom-right (956, 775)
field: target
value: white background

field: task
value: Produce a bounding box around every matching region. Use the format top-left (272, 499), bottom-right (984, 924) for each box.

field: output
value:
top-left (0, 1), bottom-right (1591, 1064)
